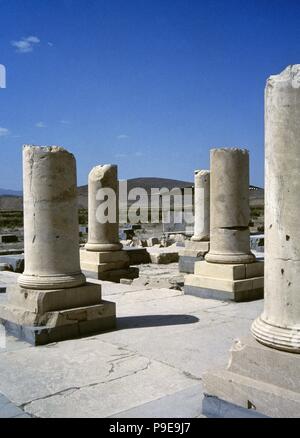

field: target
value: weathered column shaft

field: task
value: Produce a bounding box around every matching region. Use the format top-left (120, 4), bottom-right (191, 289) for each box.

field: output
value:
top-left (192, 170), bottom-right (210, 241)
top-left (18, 146), bottom-right (85, 290)
top-left (85, 164), bottom-right (122, 252)
top-left (252, 65), bottom-right (300, 352)
top-left (205, 148), bottom-right (255, 264)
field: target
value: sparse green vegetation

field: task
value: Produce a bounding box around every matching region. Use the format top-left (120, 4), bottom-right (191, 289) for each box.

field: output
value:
top-left (0, 210), bottom-right (23, 229)
top-left (78, 208), bottom-right (88, 225)
top-left (250, 207), bottom-right (264, 219)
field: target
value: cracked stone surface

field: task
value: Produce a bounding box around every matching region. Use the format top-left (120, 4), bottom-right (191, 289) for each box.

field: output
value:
top-left (0, 271), bottom-right (263, 418)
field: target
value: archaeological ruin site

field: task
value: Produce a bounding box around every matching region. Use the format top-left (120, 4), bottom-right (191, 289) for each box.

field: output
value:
top-left (0, 1), bottom-right (299, 423)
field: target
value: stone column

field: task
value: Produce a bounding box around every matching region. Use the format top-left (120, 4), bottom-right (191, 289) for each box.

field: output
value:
top-left (205, 148), bottom-right (255, 264)
top-left (0, 145), bottom-right (116, 345)
top-left (252, 65), bottom-right (300, 353)
top-left (191, 170), bottom-right (210, 242)
top-left (81, 164), bottom-right (138, 282)
top-left (85, 165), bottom-right (122, 252)
top-left (18, 146), bottom-right (86, 290)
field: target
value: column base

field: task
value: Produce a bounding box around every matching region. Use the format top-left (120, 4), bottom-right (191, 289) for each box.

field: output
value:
top-left (85, 242), bottom-right (122, 252)
top-left (18, 271), bottom-right (86, 290)
top-left (184, 260), bottom-right (264, 302)
top-left (202, 336), bottom-right (300, 418)
top-left (251, 316), bottom-right (300, 353)
top-left (205, 251), bottom-right (256, 264)
top-left (80, 249), bottom-right (139, 283)
top-left (179, 241), bottom-right (210, 273)
top-left (0, 282), bottom-right (116, 346)
top-left (191, 235), bottom-right (209, 242)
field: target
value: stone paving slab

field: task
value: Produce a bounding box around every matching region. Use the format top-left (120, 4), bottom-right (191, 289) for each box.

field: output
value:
top-left (0, 393), bottom-right (31, 418)
top-left (0, 271), bottom-right (264, 418)
top-left (109, 384), bottom-right (203, 418)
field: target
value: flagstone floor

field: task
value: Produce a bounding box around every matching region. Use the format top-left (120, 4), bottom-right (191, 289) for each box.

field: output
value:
top-left (0, 270), bottom-right (263, 418)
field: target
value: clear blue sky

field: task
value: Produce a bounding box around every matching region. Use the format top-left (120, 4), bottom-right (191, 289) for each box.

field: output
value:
top-left (0, 0), bottom-right (299, 190)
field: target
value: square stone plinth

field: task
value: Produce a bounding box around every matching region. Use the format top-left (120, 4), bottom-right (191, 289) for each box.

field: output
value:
top-left (0, 282), bottom-right (116, 345)
top-left (178, 241), bottom-right (210, 274)
top-left (184, 260), bottom-right (264, 302)
top-left (202, 336), bottom-right (300, 418)
top-left (80, 249), bottom-right (139, 283)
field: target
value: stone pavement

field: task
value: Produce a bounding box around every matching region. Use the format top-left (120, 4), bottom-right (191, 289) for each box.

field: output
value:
top-left (0, 270), bottom-right (263, 418)
top-left (0, 393), bottom-right (31, 418)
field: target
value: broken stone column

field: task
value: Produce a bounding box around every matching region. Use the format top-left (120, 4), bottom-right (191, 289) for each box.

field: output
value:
top-left (192, 169), bottom-right (210, 242)
top-left (85, 165), bottom-right (122, 252)
top-left (0, 146), bottom-right (116, 345)
top-left (19, 146), bottom-right (86, 290)
top-left (80, 164), bottom-right (139, 282)
top-left (205, 148), bottom-right (254, 264)
top-left (251, 65), bottom-right (300, 353)
top-left (202, 66), bottom-right (300, 418)
top-left (179, 170), bottom-right (210, 273)
top-left (184, 148), bottom-right (263, 301)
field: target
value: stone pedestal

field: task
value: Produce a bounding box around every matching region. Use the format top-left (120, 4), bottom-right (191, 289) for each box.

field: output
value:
top-left (185, 260), bottom-right (263, 301)
top-left (202, 337), bottom-right (300, 418)
top-left (179, 241), bottom-right (209, 274)
top-left (80, 165), bottom-right (138, 282)
top-left (179, 170), bottom-right (210, 273)
top-left (202, 66), bottom-right (300, 418)
top-left (184, 149), bottom-right (261, 301)
top-left (80, 248), bottom-right (139, 282)
top-left (0, 146), bottom-right (116, 345)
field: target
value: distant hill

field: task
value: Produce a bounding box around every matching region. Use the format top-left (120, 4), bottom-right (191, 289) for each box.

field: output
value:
top-left (0, 188), bottom-right (22, 196)
top-left (0, 195), bottom-right (23, 210)
top-left (77, 177), bottom-right (194, 208)
top-left (0, 177), bottom-right (264, 211)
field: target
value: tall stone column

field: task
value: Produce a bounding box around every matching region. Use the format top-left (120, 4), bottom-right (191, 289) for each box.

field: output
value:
top-left (18, 146), bottom-right (86, 289)
top-left (191, 170), bottom-right (210, 242)
top-left (205, 148), bottom-right (255, 264)
top-left (85, 165), bottom-right (122, 252)
top-left (201, 67), bottom-right (300, 418)
top-left (252, 65), bottom-right (300, 353)
top-left (0, 145), bottom-right (116, 345)
top-left (80, 164), bottom-right (139, 282)
top-left (179, 170), bottom-right (210, 274)
top-left (185, 147), bottom-right (263, 302)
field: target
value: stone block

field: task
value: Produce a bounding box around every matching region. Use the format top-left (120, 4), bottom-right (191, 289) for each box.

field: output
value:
top-left (184, 285), bottom-right (263, 302)
top-left (184, 274), bottom-right (263, 302)
top-left (185, 274), bottom-right (252, 293)
top-left (202, 337), bottom-right (300, 418)
top-left (81, 260), bottom-right (129, 273)
top-left (185, 241), bottom-right (210, 253)
top-left (7, 283), bottom-right (102, 313)
top-left (80, 249), bottom-right (129, 264)
top-left (184, 260), bottom-right (264, 301)
top-left (0, 235), bottom-right (18, 244)
top-left (245, 261), bottom-right (264, 278)
top-left (178, 255), bottom-right (205, 274)
top-left (124, 248), bottom-right (151, 265)
top-left (147, 237), bottom-right (160, 247)
top-left (80, 248), bottom-right (138, 282)
top-left (120, 278), bottom-right (133, 285)
top-left (0, 281), bottom-right (116, 345)
top-left (83, 267), bottom-right (139, 283)
top-left (150, 252), bottom-right (179, 264)
top-left (194, 261), bottom-right (246, 280)
top-left (0, 255), bottom-right (24, 273)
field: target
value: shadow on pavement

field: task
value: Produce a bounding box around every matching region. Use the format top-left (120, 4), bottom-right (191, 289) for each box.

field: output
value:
top-left (117, 314), bottom-right (199, 329)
